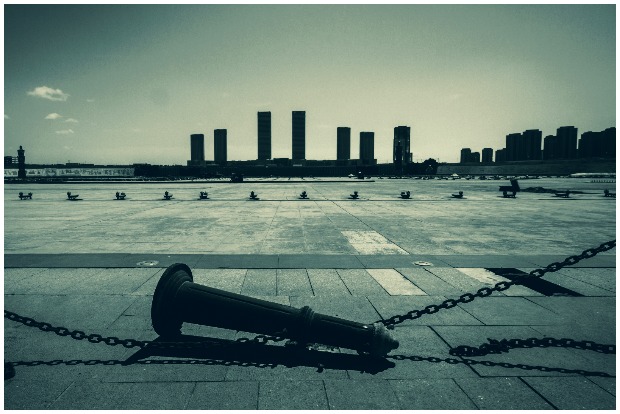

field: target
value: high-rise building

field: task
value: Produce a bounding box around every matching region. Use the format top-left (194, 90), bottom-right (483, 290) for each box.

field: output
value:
top-left (495, 148), bottom-right (506, 162)
top-left (522, 129), bottom-right (542, 160)
top-left (556, 126), bottom-right (578, 159)
top-left (359, 132), bottom-right (374, 162)
top-left (543, 135), bottom-right (557, 160)
top-left (292, 111), bottom-right (306, 160)
top-left (579, 127), bottom-right (616, 159)
top-left (482, 147), bottom-right (493, 163)
top-left (190, 134), bottom-right (205, 162)
top-left (214, 129), bottom-right (227, 164)
top-left (460, 148), bottom-right (472, 163)
top-left (470, 152), bottom-right (481, 163)
top-left (393, 126), bottom-right (412, 165)
top-left (337, 127), bottom-right (351, 160)
top-left (17, 145), bottom-right (26, 179)
top-left (505, 133), bottom-right (520, 161)
top-left (257, 112), bottom-right (271, 160)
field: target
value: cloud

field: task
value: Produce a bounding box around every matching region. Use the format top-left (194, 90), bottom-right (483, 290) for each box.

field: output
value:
top-left (4, 114), bottom-right (9, 119)
top-left (27, 86), bottom-right (69, 101)
top-left (45, 113), bottom-right (63, 120)
top-left (64, 118), bottom-right (79, 123)
top-left (86, 99), bottom-right (95, 103)
top-left (55, 129), bottom-right (75, 135)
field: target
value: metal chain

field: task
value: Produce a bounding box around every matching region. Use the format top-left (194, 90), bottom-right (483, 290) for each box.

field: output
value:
top-left (377, 239), bottom-right (616, 328)
top-left (449, 337), bottom-right (616, 357)
top-left (3, 310), bottom-right (285, 349)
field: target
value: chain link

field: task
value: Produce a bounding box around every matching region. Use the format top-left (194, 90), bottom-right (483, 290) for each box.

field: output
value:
top-left (377, 239), bottom-right (615, 328)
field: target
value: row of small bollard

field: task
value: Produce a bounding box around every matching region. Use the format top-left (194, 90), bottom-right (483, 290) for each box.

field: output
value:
top-left (17, 189), bottom-right (616, 201)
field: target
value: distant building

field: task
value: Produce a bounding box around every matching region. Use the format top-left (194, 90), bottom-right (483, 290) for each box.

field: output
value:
top-left (337, 127), bottom-right (351, 160)
top-left (393, 126), bottom-right (412, 166)
top-left (522, 129), bottom-right (542, 160)
top-left (257, 112), bottom-right (271, 160)
top-left (505, 133), bottom-right (520, 161)
top-left (359, 132), bottom-right (374, 163)
top-left (555, 126), bottom-right (578, 159)
top-left (543, 135), bottom-right (557, 160)
top-left (190, 134), bottom-right (205, 162)
top-left (470, 151), bottom-right (480, 163)
top-left (579, 127), bottom-right (616, 159)
top-left (460, 148), bottom-right (472, 163)
top-left (481, 147), bottom-right (493, 163)
top-left (495, 148), bottom-right (506, 162)
top-left (292, 111), bottom-right (306, 160)
top-left (214, 129), bottom-right (227, 165)
top-left (17, 145), bottom-right (26, 178)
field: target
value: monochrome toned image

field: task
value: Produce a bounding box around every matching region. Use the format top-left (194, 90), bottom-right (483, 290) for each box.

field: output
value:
top-left (4, 3), bottom-right (616, 410)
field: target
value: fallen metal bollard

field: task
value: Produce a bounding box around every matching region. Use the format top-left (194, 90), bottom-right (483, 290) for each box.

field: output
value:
top-left (400, 191), bottom-right (411, 199)
top-left (199, 191), bottom-right (209, 200)
top-left (115, 192), bottom-right (126, 200)
top-left (66, 191), bottom-right (80, 200)
top-left (249, 191), bottom-right (259, 200)
top-left (299, 191), bottom-right (309, 199)
top-left (349, 191), bottom-right (359, 199)
top-left (151, 263), bottom-right (399, 356)
top-left (451, 191), bottom-right (464, 198)
top-left (18, 192), bottom-right (32, 200)
top-left (163, 191), bottom-right (173, 200)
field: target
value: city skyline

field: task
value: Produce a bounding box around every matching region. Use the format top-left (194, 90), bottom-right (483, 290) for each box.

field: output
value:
top-left (4, 4), bottom-right (616, 165)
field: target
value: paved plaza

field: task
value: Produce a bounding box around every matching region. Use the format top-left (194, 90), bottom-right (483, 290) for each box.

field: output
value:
top-left (4, 177), bottom-right (616, 409)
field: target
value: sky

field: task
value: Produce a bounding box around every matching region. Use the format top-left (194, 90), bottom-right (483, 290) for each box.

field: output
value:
top-left (3, 4), bottom-right (616, 165)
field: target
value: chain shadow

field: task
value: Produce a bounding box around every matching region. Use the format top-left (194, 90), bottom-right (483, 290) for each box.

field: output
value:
top-left (124, 334), bottom-right (395, 374)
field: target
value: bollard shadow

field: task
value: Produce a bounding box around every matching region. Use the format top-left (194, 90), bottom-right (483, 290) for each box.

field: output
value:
top-left (124, 334), bottom-right (395, 374)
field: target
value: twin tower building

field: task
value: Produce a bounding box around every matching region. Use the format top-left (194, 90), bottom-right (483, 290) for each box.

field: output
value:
top-left (189, 111), bottom-right (412, 166)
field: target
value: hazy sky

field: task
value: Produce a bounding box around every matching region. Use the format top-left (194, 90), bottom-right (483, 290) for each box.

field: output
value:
top-left (3, 4), bottom-right (616, 165)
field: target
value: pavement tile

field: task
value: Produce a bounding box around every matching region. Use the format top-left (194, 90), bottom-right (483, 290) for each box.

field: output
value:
top-left (276, 269), bottom-right (313, 296)
top-left (366, 268), bottom-right (427, 295)
top-left (439, 255), bottom-right (541, 268)
top-left (323, 379), bottom-right (401, 410)
top-left (397, 267), bottom-right (467, 296)
top-left (456, 297), bottom-right (565, 325)
top-left (336, 268), bottom-right (389, 296)
top-left (4, 267), bottom-right (51, 294)
top-left (533, 267), bottom-right (616, 293)
top-left (389, 379), bottom-right (478, 409)
top-left (425, 267), bottom-right (505, 293)
top-left (278, 254), bottom-right (363, 268)
top-left (525, 254), bottom-right (616, 268)
top-left (587, 376), bottom-right (616, 396)
top-left (523, 377), bottom-right (616, 409)
top-left (526, 297), bottom-right (615, 328)
top-left (307, 269), bottom-right (351, 295)
top-left (258, 380), bottom-right (328, 410)
top-left (433, 325), bottom-right (591, 377)
top-left (194, 254), bottom-right (279, 269)
top-left (4, 379), bottom-right (75, 410)
top-left (125, 253), bottom-right (203, 268)
top-left (191, 268), bottom-right (247, 293)
top-left (368, 295), bottom-right (482, 326)
top-left (519, 269), bottom-right (615, 296)
top-left (241, 269), bottom-right (277, 296)
top-left (186, 381), bottom-right (258, 409)
top-left (453, 377), bottom-right (554, 409)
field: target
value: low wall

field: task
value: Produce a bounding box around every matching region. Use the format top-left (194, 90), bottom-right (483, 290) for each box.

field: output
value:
top-left (437, 160), bottom-right (615, 176)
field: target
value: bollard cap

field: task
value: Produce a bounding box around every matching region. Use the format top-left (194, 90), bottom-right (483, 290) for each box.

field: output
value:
top-left (151, 263), bottom-right (193, 337)
top-left (368, 323), bottom-right (399, 356)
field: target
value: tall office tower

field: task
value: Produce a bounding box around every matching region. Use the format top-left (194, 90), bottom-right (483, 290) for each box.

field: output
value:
top-left (522, 129), bottom-right (542, 160)
top-left (214, 129), bottom-right (227, 164)
top-left (556, 126), bottom-right (578, 159)
top-left (602, 127), bottom-right (616, 158)
top-left (481, 147), bottom-right (493, 163)
top-left (257, 112), bottom-right (271, 160)
top-left (17, 145), bottom-right (26, 179)
top-left (579, 127), bottom-right (616, 159)
top-left (292, 111), bottom-right (306, 160)
top-left (505, 133), bottom-right (520, 161)
top-left (460, 148), bottom-right (472, 163)
top-left (359, 132), bottom-right (374, 162)
top-left (470, 152), bottom-right (481, 163)
top-left (337, 127), bottom-right (351, 160)
top-left (543, 135), bottom-right (557, 160)
top-left (190, 134), bottom-right (205, 162)
top-left (495, 148), bottom-right (506, 162)
top-left (393, 126), bottom-right (412, 165)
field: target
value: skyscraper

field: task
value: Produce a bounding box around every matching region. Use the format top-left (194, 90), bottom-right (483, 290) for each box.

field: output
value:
top-left (522, 129), bottom-right (542, 160)
top-left (214, 129), bottom-right (227, 165)
top-left (556, 126), bottom-right (578, 159)
top-left (481, 147), bottom-right (493, 163)
top-left (292, 111), bottom-right (306, 160)
top-left (190, 134), bottom-right (205, 162)
top-left (257, 112), bottom-right (271, 160)
top-left (460, 148), bottom-right (472, 163)
top-left (505, 133), bottom-right (520, 161)
top-left (393, 126), bottom-right (411, 165)
top-left (359, 132), bottom-right (374, 162)
top-left (337, 127), bottom-right (351, 160)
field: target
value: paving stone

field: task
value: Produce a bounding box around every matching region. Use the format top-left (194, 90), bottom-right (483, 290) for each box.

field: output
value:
top-left (526, 297), bottom-right (615, 328)
top-left (439, 255), bottom-right (541, 268)
top-left (366, 269), bottom-right (427, 295)
top-left (453, 377), bottom-right (553, 409)
top-left (307, 269), bottom-right (351, 295)
top-left (525, 254), bottom-right (616, 268)
top-left (4, 267), bottom-right (51, 294)
top-left (523, 377), bottom-right (616, 409)
top-left (587, 376), bottom-right (616, 396)
top-left (519, 269), bottom-right (615, 296)
top-left (290, 295), bottom-right (380, 323)
top-left (368, 295), bottom-right (482, 326)
top-left (113, 382), bottom-right (196, 409)
top-left (336, 268), bottom-right (388, 296)
top-left (389, 379), bottom-right (477, 409)
top-left (533, 267), bottom-right (616, 293)
top-left (324, 379), bottom-right (401, 410)
top-left (279, 254), bottom-right (363, 268)
top-left (276, 269), bottom-right (313, 296)
top-left (191, 268), bottom-right (247, 293)
top-left (425, 267), bottom-right (506, 294)
top-left (397, 267), bottom-right (466, 296)
top-left (456, 297), bottom-right (565, 325)
top-left (4, 379), bottom-right (74, 409)
top-left (258, 380), bottom-right (328, 410)
top-left (241, 269), bottom-right (277, 296)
